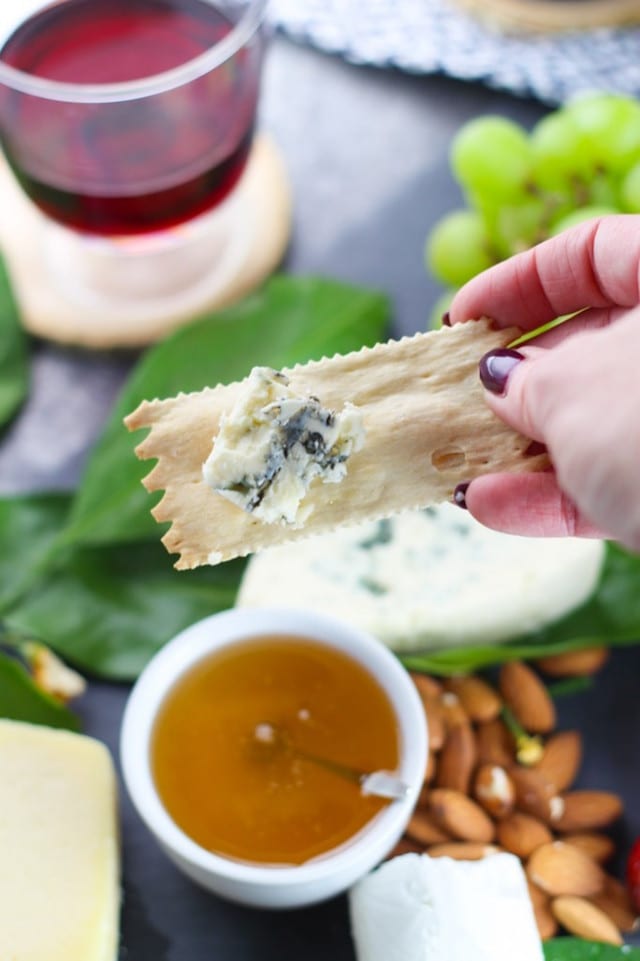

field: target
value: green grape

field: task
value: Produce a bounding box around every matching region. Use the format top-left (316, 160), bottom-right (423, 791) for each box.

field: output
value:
top-left (427, 288), bottom-right (457, 330)
top-left (493, 197), bottom-right (547, 257)
top-left (620, 162), bottom-right (640, 212)
top-left (588, 171), bottom-right (619, 209)
top-left (425, 210), bottom-right (494, 287)
top-left (549, 205), bottom-right (618, 236)
top-left (462, 190), bottom-right (509, 259)
top-left (465, 187), bottom-right (503, 226)
top-left (424, 99), bottom-right (640, 295)
top-left (530, 110), bottom-right (592, 193)
top-left (564, 93), bottom-right (640, 173)
top-left (450, 116), bottom-right (533, 204)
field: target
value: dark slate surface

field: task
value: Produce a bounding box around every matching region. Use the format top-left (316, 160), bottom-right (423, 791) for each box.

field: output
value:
top-left (77, 646), bottom-right (640, 961)
top-left (2, 34), bottom-right (639, 960)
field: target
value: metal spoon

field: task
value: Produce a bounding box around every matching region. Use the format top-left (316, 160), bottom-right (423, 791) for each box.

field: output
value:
top-left (251, 722), bottom-right (410, 801)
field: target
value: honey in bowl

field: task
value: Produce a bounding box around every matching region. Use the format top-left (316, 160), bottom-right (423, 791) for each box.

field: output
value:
top-left (151, 634), bottom-right (400, 866)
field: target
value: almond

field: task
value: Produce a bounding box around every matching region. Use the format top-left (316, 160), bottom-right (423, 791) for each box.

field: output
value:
top-left (424, 750), bottom-right (436, 785)
top-left (411, 672), bottom-right (443, 700)
top-left (554, 791), bottom-right (623, 832)
top-left (439, 692), bottom-right (470, 730)
top-left (476, 718), bottom-right (515, 767)
top-left (589, 875), bottom-right (640, 933)
top-left (563, 832), bottom-right (615, 865)
top-left (527, 881), bottom-right (558, 941)
top-left (428, 789), bottom-right (495, 843)
top-left (420, 695), bottom-right (446, 753)
top-left (509, 766), bottom-right (563, 825)
top-left (417, 781), bottom-right (430, 807)
top-left (406, 808), bottom-right (452, 846)
top-left (417, 755), bottom-right (437, 805)
top-left (443, 676), bottom-right (502, 723)
top-left (427, 842), bottom-right (500, 860)
top-left (604, 874), bottom-right (638, 908)
top-left (496, 812), bottom-right (553, 859)
top-left (527, 841), bottom-right (606, 897)
top-left (386, 837), bottom-right (423, 859)
top-left (436, 723), bottom-right (477, 794)
top-left (589, 892), bottom-right (639, 933)
top-left (551, 895), bottom-right (623, 945)
top-left (589, 874), bottom-right (639, 931)
top-left (534, 730), bottom-right (582, 793)
top-left (499, 661), bottom-right (556, 734)
top-left (536, 646), bottom-right (610, 678)
top-left (473, 764), bottom-right (515, 820)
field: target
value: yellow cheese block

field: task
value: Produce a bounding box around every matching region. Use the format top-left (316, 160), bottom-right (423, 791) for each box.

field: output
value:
top-left (0, 720), bottom-right (120, 961)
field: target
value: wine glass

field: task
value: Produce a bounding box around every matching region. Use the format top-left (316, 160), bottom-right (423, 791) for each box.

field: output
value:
top-left (0, 0), bottom-right (274, 340)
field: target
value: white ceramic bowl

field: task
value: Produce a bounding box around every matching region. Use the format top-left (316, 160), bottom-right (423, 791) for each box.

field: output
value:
top-left (120, 607), bottom-right (428, 909)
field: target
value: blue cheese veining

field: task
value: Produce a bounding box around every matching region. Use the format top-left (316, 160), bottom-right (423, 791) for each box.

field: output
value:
top-left (237, 504), bottom-right (605, 649)
top-left (202, 367), bottom-right (365, 525)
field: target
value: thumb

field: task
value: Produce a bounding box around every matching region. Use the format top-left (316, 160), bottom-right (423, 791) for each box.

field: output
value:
top-left (475, 327), bottom-right (640, 549)
top-left (477, 345), bottom-right (556, 444)
top-left (477, 324), bottom-right (625, 449)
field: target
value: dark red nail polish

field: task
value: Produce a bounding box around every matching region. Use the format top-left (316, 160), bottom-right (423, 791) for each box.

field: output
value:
top-left (441, 311), bottom-right (451, 327)
top-left (525, 440), bottom-right (547, 457)
top-left (479, 348), bottom-right (524, 394)
top-left (453, 482), bottom-right (469, 509)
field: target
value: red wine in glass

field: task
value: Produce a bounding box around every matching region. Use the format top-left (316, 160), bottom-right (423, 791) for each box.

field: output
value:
top-left (0, 0), bottom-right (265, 236)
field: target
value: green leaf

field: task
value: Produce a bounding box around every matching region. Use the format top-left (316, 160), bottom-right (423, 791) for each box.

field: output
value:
top-left (63, 276), bottom-right (389, 547)
top-left (543, 938), bottom-right (640, 960)
top-left (0, 255), bottom-right (29, 429)
top-left (546, 676), bottom-right (594, 699)
top-left (5, 541), bottom-right (246, 680)
top-left (401, 541), bottom-right (640, 676)
top-left (0, 651), bottom-right (79, 731)
top-left (0, 493), bottom-right (72, 612)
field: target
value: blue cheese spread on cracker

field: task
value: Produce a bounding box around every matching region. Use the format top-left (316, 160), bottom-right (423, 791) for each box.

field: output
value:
top-left (202, 367), bottom-right (365, 525)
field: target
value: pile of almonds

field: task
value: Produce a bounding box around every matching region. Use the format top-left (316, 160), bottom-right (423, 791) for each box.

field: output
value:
top-left (392, 647), bottom-right (636, 944)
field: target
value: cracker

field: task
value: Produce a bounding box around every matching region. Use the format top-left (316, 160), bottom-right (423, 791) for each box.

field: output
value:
top-left (125, 319), bottom-right (548, 569)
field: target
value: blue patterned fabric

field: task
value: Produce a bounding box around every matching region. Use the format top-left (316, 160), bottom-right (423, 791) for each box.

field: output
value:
top-left (267, 0), bottom-right (640, 105)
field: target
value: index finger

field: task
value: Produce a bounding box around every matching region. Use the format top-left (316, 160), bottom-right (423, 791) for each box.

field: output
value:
top-left (449, 214), bottom-right (640, 331)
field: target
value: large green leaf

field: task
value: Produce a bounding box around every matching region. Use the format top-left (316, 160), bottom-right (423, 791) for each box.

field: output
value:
top-left (0, 493), bottom-right (71, 612)
top-left (63, 277), bottom-right (389, 547)
top-left (0, 256), bottom-right (29, 429)
top-left (544, 939), bottom-right (640, 960)
top-left (402, 542), bottom-right (640, 676)
top-left (0, 651), bottom-right (79, 731)
top-left (5, 541), bottom-right (246, 680)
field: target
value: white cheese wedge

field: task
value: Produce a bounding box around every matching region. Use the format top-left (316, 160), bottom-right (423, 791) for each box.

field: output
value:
top-left (0, 719), bottom-right (120, 961)
top-left (202, 366), bottom-right (365, 525)
top-left (349, 853), bottom-right (544, 961)
top-left (237, 503), bottom-right (605, 650)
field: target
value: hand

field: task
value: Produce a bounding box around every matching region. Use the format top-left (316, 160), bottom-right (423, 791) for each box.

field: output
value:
top-left (448, 214), bottom-right (640, 551)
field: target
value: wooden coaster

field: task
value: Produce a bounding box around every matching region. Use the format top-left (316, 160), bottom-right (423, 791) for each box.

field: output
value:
top-left (452, 0), bottom-right (640, 32)
top-left (0, 134), bottom-right (292, 349)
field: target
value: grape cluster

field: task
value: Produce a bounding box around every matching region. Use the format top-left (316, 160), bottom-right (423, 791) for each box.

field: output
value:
top-left (425, 93), bottom-right (640, 325)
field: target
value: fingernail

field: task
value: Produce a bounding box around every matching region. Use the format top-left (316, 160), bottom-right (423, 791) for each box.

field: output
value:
top-left (525, 440), bottom-right (547, 457)
top-left (453, 482), bottom-right (469, 509)
top-left (479, 348), bottom-right (525, 394)
top-left (441, 311), bottom-right (451, 327)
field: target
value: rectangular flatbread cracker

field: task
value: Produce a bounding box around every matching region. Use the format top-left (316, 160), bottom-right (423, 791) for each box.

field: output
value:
top-left (125, 319), bottom-right (547, 569)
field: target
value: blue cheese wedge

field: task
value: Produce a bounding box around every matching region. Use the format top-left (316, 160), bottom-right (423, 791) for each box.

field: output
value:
top-left (237, 503), bottom-right (605, 650)
top-left (202, 367), bottom-right (365, 525)
top-left (349, 853), bottom-right (544, 961)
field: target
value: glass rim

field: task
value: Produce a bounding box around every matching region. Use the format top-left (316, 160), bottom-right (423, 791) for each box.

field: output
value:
top-left (0, 0), bottom-right (268, 104)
